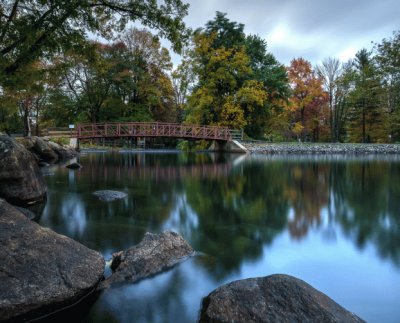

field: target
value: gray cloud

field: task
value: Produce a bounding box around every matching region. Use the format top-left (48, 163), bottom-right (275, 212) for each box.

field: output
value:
top-left (181, 0), bottom-right (400, 65)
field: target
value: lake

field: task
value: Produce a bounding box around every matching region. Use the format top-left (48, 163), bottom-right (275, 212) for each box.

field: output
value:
top-left (38, 151), bottom-right (400, 322)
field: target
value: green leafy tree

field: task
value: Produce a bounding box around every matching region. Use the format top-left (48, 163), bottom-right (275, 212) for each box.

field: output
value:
top-left (52, 29), bottom-right (176, 124)
top-left (374, 31), bottom-right (400, 141)
top-left (0, 0), bottom-right (189, 83)
top-left (347, 49), bottom-right (387, 142)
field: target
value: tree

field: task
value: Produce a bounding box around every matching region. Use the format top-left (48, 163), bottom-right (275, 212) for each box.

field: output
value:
top-left (54, 28), bottom-right (176, 124)
top-left (287, 58), bottom-right (328, 141)
top-left (347, 49), bottom-right (387, 143)
top-left (332, 61), bottom-right (355, 142)
top-left (172, 52), bottom-right (194, 122)
top-left (0, 0), bottom-right (189, 84)
top-left (204, 11), bottom-right (245, 50)
top-left (186, 12), bottom-right (288, 138)
top-left (317, 57), bottom-right (341, 141)
top-left (244, 34), bottom-right (290, 137)
top-left (374, 31), bottom-right (400, 141)
top-left (186, 32), bottom-right (253, 129)
top-left (0, 60), bottom-right (53, 136)
top-left (121, 28), bottom-right (176, 122)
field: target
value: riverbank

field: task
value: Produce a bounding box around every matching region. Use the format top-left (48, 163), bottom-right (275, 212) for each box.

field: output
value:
top-left (243, 142), bottom-right (400, 154)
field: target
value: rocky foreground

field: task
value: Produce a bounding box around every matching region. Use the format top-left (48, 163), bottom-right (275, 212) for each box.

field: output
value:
top-left (243, 142), bottom-right (400, 155)
top-left (98, 231), bottom-right (195, 290)
top-left (0, 136), bottom-right (47, 206)
top-left (0, 199), bottom-right (105, 322)
top-left (0, 136), bottom-right (368, 322)
top-left (200, 275), bottom-right (365, 323)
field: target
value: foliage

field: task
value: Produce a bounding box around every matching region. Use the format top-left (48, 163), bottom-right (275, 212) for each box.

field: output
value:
top-left (0, 0), bottom-right (189, 83)
top-left (316, 57), bottom-right (342, 141)
top-left (347, 49), bottom-right (388, 143)
top-left (185, 12), bottom-right (288, 138)
top-left (286, 58), bottom-right (328, 141)
top-left (374, 31), bottom-right (400, 141)
top-left (46, 29), bottom-right (177, 125)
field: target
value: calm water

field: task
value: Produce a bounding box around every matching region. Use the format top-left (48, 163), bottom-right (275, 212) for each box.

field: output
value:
top-left (38, 152), bottom-right (400, 323)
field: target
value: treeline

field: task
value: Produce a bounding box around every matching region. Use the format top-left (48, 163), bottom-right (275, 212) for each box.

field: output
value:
top-left (0, 5), bottom-right (399, 143)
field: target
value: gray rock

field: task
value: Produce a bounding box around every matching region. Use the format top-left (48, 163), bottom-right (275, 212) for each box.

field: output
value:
top-left (98, 231), bottom-right (194, 290)
top-left (47, 140), bottom-right (78, 160)
top-left (199, 274), bottom-right (365, 323)
top-left (0, 136), bottom-right (47, 206)
top-left (20, 136), bottom-right (59, 163)
top-left (15, 206), bottom-right (37, 220)
top-left (0, 199), bottom-right (105, 322)
top-left (242, 142), bottom-right (400, 155)
top-left (66, 162), bottom-right (82, 169)
top-left (92, 190), bottom-right (127, 202)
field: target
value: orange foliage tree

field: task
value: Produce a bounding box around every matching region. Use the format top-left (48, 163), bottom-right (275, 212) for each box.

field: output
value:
top-left (287, 58), bottom-right (329, 141)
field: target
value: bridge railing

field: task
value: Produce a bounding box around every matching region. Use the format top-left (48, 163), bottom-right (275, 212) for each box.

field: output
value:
top-left (75, 122), bottom-right (235, 141)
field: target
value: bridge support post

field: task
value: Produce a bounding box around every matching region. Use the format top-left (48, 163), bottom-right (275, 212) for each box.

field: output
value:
top-left (69, 138), bottom-right (80, 151)
top-left (209, 140), bottom-right (248, 154)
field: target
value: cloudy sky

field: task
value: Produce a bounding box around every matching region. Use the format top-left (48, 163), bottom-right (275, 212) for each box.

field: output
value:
top-left (169, 0), bottom-right (400, 66)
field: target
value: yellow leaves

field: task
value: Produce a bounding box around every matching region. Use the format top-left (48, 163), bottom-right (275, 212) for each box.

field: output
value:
top-left (292, 122), bottom-right (304, 136)
top-left (220, 98), bottom-right (246, 129)
top-left (237, 80), bottom-right (267, 112)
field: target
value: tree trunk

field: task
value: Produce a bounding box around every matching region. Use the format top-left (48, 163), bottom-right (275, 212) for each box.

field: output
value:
top-left (22, 108), bottom-right (31, 137)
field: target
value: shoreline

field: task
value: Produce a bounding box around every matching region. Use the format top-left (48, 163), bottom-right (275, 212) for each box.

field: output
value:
top-left (243, 142), bottom-right (400, 155)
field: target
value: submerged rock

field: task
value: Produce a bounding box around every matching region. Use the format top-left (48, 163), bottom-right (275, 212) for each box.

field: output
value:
top-left (66, 162), bottom-right (82, 169)
top-left (98, 231), bottom-right (194, 290)
top-left (92, 190), bottom-right (127, 202)
top-left (0, 136), bottom-right (47, 206)
top-left (0, 199), bottom-right (105, 322)
top-left (199, 274), bottom-right (365, 323)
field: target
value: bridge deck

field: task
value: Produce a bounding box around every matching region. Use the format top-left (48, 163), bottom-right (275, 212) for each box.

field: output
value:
top-left (75, 122), bottom-right (237, 141)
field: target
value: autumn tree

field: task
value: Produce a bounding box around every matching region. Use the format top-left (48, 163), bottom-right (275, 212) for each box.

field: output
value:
top-left (186, 32), bottom-right (253, 129)
top-left (51, 28), bottom-right (176, 124)
top-left (185, 12), bottom-right (288, 138)
top-left (0, 60), bottom-right (55, 136)
top-left (121, 28), bottom-right (176, 122)
top-left (287, 58), bottom-right (328, 141)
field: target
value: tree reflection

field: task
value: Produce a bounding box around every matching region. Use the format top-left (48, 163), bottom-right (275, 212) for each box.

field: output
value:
top-left (184, 161), bottom-right (289, 278)
top-left (332, 160), bottom-right (400, 265)
top-left (39, 152), bottom-right (400, 282)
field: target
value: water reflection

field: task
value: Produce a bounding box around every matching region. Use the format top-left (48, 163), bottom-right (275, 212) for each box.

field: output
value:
top-left (39, 152), bottom-right (400, 322)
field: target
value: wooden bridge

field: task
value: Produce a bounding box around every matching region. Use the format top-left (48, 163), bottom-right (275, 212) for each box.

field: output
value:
top-left (74, 122), bottom-right (242, 141)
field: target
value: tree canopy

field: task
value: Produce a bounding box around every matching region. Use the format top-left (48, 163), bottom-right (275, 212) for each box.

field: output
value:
top-left (0, 0), bottom-right (189, 82)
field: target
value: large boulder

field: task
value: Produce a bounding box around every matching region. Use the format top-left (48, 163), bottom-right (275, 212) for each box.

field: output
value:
top-left (47, 140), bottom-right (78, 160)
top-left (20, 136), bottom-right (59, 163)
top-left (99, 231), bottom-right (194, 290)
top-left (0, 136), bottom-right (47, 206)
top-left (0, 199), bottom-right (105, 322)
top-left (199, 274), bottom-right (365, 323)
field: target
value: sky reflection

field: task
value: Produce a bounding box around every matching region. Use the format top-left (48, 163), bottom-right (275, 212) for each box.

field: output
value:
top-left (38, 152), bottom-right (400, 323)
